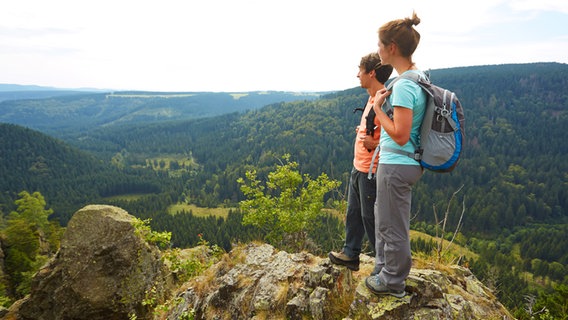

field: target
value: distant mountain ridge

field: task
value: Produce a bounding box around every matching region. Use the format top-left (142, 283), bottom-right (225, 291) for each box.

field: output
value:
top-left (0, 89), bottom-right (323, 135)
top-left (0, 83), bottom-right (109, 102)
top-left (0, 83), bottom-right (69, 91)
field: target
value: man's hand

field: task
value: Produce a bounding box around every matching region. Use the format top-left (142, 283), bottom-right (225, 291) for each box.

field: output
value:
top-left (362, 135), bottom-right (379, 151)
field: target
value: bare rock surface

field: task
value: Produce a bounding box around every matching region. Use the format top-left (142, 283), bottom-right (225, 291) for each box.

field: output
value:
top-left (163, 243), bottom-right (514, 320)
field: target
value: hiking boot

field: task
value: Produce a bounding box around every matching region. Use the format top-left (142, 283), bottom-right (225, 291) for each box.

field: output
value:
top-left (365, 275), bottom-right (405, 298)
top-left (328, 251), bottom-right (360, 271)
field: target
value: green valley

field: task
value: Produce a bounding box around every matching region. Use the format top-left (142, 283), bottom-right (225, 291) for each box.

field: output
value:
top-left (0, 63), bottom-right (567, 318)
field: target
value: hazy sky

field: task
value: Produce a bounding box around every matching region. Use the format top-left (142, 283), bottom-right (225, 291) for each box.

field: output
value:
top-left (1, 0), bottom-right (567, 92)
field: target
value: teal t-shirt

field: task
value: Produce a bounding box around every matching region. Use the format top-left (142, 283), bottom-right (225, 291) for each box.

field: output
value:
top-left (379, 70), bottom-right (427, 165)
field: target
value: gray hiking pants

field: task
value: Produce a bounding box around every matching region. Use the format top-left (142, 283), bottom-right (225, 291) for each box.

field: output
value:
top-left (374, 164), bottom-right (423, 291)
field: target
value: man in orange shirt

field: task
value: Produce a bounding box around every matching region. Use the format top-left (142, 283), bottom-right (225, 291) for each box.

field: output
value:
top-left (329, 53), bottom-right (392, 273)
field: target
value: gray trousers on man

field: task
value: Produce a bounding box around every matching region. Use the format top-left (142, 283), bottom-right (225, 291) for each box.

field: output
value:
top-left (374, 164), bottom-right (423, 291)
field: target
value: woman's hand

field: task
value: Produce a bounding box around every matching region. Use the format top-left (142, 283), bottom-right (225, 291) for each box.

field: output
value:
top-left (372, 88), bottom-right (391, 114)
top-left (372, 88), bottom-right (412, 146)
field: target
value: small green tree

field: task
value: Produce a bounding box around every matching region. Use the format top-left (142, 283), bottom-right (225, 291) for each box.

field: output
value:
top-left (131, 217), bottom-right (172, 249)
top-left (3, 218), bottom-right (39, 296)
top-left (237, 154), bottom-right (341, 252)
top-left (2, 191), bottom-right (62, 298)
top-left (12, 191), bottom-right (53, 230)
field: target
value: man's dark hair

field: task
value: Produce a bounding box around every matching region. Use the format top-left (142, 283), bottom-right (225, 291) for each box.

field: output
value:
top-left (359, 53), bottom-right (393, 84)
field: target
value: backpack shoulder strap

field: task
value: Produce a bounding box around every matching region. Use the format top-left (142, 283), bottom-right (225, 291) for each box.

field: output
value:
top-left (381, 72), bottom-right (429, 157)
top-left (367, 145), bottom-right (380, 180)
top-left (382, 73), bottom-right (430, 118)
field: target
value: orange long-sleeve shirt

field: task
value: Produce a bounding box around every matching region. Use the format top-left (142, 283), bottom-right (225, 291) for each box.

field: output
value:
top-left (353, 96), bottom-right (381, 174)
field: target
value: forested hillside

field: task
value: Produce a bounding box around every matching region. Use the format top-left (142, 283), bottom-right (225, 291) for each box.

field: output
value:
top-left (1, 63), bottom-right (567, 318)
top-left (66, 63), bottom-right (567, 231)
top-left (0, 123), bottom-right (177, 220)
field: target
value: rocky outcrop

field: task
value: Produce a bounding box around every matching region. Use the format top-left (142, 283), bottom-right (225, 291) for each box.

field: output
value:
top-left (162, 243), bottom-right (515, 320)
top-left (3, 205), bottom-right (515, 320)
top-left (351, 267), bottom-right (514, 319)
top-left (5, 205), bottom-right (171, 320)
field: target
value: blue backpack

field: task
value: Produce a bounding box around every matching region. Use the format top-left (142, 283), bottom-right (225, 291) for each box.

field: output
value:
top-left (382, 72), bottom-right (465, 173)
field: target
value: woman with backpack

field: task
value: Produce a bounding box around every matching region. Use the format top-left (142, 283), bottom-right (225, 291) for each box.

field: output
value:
top-left (365, 11), bottom-right (427, 298)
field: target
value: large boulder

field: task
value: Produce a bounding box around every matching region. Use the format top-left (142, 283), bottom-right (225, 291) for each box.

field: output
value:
top-left (7, 205), bottom-right (171, 320)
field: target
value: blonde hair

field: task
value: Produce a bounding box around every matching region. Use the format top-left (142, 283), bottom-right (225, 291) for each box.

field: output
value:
top-left (378, 11), bottom-right (421, 58)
